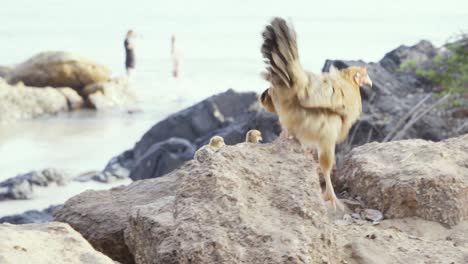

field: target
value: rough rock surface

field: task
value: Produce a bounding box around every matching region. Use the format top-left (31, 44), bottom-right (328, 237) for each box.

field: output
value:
top-left (0, 205), bottom-right (62, 224)
top-left (0, 80), bottom-right (69, 123)
top-left (54, 175), bottom-right (179, 264)
top-left (0, 222), bottom-right (115, 264)
top-left (336, 220), bottom-right (468, 264)
top-left (105, 89), bottom-right (281, 181)
top-left (336, 134), bottom-right (468, 226)
top-left (55, 140), bottom-right (337, 264)
top-left (0, 168), bottom-right (68, 200)
top-left (6, 51), bottom-right (111, 93)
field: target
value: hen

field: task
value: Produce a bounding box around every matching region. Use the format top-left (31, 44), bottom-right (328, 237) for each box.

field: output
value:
top-left (260, 17), bottom-right (372, 210)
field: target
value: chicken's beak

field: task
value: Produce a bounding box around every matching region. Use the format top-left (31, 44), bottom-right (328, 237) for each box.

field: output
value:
top-left (258, 137), bottom-right (263, 142)
top-left (364, 76), bottom-right (373, 88)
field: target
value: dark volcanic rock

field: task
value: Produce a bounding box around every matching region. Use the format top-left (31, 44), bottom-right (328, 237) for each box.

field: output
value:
top-left (104, 89), bottom-right (281, 181)
top-left (379, 40), bottom-right (439, 73)
top-left (102, 150), bottom-right (134, 179)
top-left (130, 138), bottom-right (196, 181)
top-left (0, 205), bottom-right (62, 224)
top-left (73, 170), bottom-right (127, 183)
top-left (0, 169), bottom-right (68, 200)
top-left (133, 89), bottom-right (258, 157)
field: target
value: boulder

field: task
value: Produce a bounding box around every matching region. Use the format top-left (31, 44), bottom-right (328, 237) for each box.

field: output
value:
top-left (55, 140), bottom-right (337, 264)
top-left (336, 134), bottom-right (468, 226)
top-left (104, 89), bottom-right (281, 181)
top-left (0, 222), bottom-right (115, 264)
top-left (86, 78), bottom-right (137, 110)
top-left (6, 51), bottom-right (111, 94)
top-left (0, 80), bottom-right (69, 123)
top-left (0, 168), bottom-right (68, 200)
top-left (55, 175), bottom-right (179, 264)
top-left (0, 205), bottom-right (62, 224)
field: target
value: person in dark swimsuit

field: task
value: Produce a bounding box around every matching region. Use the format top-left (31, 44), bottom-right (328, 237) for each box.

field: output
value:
top-left (124, 30), bottom-right (136, 76)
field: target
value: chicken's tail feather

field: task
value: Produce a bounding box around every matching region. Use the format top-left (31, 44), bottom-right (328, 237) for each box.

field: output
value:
top-left (261, 17), bottom-right (307, 89)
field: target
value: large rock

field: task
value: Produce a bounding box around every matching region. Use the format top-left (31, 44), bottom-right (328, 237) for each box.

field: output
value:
top-left (0, 205), bottom-right (62, 224)
top-left (0, 222), bottom-right (115, 264)
top-left (0, 80), bottom-right (69, 123)
top-left (55, 175), bottom-right (179, 264)
top-left (105, 89), bottom-right (281, 181)
top-left (55, 140), bottom-right (337, 264)
top-left (336, 134), bottom-right (468, 226)
top-left (6, 51), bottom-right (111, 94)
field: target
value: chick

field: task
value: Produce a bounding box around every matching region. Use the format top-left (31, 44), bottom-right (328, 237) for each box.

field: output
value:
top-left (194, 136), bottom-right (225, 162)
top-left (245, 129), bottom-right (263, 143)
top-left (260, 17), bottom-right (372, 210)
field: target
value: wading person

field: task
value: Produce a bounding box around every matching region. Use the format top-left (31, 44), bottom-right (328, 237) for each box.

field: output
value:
top-left (171, 34), bottom-right (181, 78)
top-left (124, 30), bottom-right (136, 76)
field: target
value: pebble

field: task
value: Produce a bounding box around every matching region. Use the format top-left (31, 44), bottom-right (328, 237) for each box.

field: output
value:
top-left (362, 209), bottom-right (384, 222)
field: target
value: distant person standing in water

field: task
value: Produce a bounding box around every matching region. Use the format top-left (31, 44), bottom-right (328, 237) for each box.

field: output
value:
top-left (124, 30), bottom-right (136, 76)
top-left (171, 34), bottom-right (182, 78)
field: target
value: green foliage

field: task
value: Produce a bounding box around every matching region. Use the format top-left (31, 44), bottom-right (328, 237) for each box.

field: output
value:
top-left (399, 35), bottom-right (468, 102)
top-left (422, 44), bottom-right (467, 95)
top-left (398, 60), bottom-right (417, 72)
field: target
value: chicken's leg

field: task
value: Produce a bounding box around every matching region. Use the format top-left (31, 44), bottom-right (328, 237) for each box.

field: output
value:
top-left (319, 143), bottom-right (343, 211)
